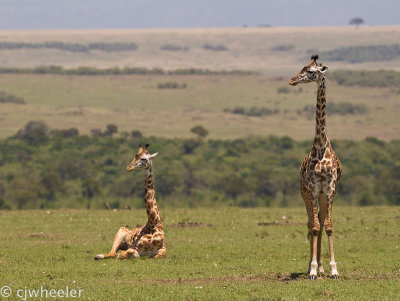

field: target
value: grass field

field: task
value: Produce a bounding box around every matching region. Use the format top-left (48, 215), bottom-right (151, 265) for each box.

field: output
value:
top-left (0, 73), bottom-right (398, 140)
top-left (0, 27), bottom-right (400, 73)
top-left (0, 207), bottom-right (399, 300)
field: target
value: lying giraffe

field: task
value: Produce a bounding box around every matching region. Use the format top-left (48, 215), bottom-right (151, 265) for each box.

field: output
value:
top-left (289, 55), bottom-right (342, 279)
top-left (95, 144), bottom-right (166, 260)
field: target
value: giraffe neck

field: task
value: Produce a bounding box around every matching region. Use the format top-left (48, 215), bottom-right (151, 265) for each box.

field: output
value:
top-left (313, 78), bottom-right (329, 151)
top-left (144, 166), bottom-right (162, 228)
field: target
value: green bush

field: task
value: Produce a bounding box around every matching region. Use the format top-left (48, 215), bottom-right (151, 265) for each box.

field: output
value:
top-left (0, 91), bottom-right (25, 104)
top-left (1, 122), bottom-right (400, 209)
top-left (224, 106), bottom-right (279, 117)
top-left (157, 82), bottom-right (187, 89)
top-left (16, 121), bottom-right (49, 145)
top-left (277, 87), bottom-right (290, 94)
top-left (0, 41), bottom-right (138, 52)
top-left (320, 44), bottom-right (400, 63)
top-left (300, 102), bottom-right (367, 117)
top-left (203, 44), bottom-right (228, 51)
top-left (271, 45), bottom-right (294, 51)
top-left (0, 66), bottom-right (257, 76)
top-left (330, 69), bottom-right (400, 87)
top-left (190, 126), bottom-right (209, 138)
top-left (160, 44), bottom-right (188, 51)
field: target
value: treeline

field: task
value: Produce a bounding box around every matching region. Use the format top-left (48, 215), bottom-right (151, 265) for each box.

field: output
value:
top-left (223, 106), bottom-right (279, 117)
top-left (0, 66), bottom-right (256, 76)
top-left (330, 70), bottom-right (400, 87)
top-left (0, 121), bottom-right (399, 210)
top-left (300, 102), bottom-right (367, 117)
top-left (223, 102), bottom-right (366, 118)
top-left (0, 41), bottom-right (138, 52)
top-left (320, 44), bottom-right (400, 63)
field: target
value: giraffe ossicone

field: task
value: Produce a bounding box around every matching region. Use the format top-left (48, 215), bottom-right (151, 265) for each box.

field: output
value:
top-left (94, 144), bottom-right (166, 260)
top-left (289, 55), bottom-right (342, 280)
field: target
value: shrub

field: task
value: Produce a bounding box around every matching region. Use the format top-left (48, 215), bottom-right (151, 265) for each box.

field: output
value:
top-left (39, 172), bottom-right (64, 201)
top-left (277, 86), bottom-right (290, 94)
top-left (299, 102), bottom-right (367, 117)
top-left (182, 139), bottom-right (201, 154)
top-left (320, 44), bottom-right (400, 63)
top-left (82, 178), bottom-right (101, 199)
top-left (131, 130), bottom-right (143, 139)
top-left (190, 125), bottom-right (209, 138)
top-left (218, 175), bottom-right (248, 200)
top-left (0, 91), bottom-right (25, 104)
top-left (16, 121), bottom-right (49, 145)
top-left (0, 41), bottom-right (138, 53)
top-left (224, 106), bottom-right (279, 117)
top-left (271, 45), bottom-right (294, 51)
top-left (203, 44), bottom-right (228, 51)
top-left (160, 44), bottom-right (188, 51)
top-left (157, 82), bottom-right (187, 89)
top-left (50, 128), bottom-right (79, 138)
top-left (104, 124), bottom-right (118, 137)
top-left (330, 70), bottom-right (400, 87)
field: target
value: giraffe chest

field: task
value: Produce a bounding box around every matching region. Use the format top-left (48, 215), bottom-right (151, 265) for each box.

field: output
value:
top-left (302, 153), bottom-right (337, 183)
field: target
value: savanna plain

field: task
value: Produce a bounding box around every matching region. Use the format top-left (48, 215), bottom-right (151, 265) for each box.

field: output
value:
top-left (0, 26), bottom-right (400, 300)
top-left (1, 207), bottom-right (399, 300)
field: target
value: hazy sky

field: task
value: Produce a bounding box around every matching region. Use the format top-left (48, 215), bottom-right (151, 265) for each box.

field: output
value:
top-left (0, 0), bottom-right (398, 29)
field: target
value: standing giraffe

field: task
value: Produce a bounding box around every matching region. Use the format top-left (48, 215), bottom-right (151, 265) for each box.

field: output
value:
top-left (95, 144), bottom-right (166, 260)
top-left (289, 55), bottom-right (342, 279)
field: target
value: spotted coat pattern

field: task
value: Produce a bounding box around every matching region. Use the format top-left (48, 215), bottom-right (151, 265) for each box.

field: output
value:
top-left (290, 55), bottom-right (342, 279)
top-left (95, 145), bottom-right (166, 260)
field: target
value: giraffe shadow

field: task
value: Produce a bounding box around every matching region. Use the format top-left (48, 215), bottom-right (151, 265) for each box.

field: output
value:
top-left (281, 272), bottom-right (308, 282)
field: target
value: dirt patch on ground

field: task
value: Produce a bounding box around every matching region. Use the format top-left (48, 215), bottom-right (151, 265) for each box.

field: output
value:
top-left (168, 222), bottom-right (213, 228)
top-left (119, 271), bottom-right (400, 285)
top-left (257, 222), bottom-right (304, 226)
top-left (28, 232), bottom-right (54, 238)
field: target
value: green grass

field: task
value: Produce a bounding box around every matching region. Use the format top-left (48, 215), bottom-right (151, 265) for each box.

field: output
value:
top-left (0, 73), bottom-right (399, 140)
top-left (0, 207), bottom-right (399, 300)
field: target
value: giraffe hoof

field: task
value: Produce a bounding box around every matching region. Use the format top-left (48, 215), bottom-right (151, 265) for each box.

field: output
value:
top-left (309, 275), bottom-right (317, 280)
top-left (331, 275), bottom-right (339, 279)
top-left (94, 254), bottom-right (104, 260)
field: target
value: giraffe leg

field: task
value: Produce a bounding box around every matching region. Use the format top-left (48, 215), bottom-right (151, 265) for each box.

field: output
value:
top-left (95, 227), bottom-right (130, 260)
top-left (118, 248), bottom-right (140, 259)
top-left (309, 194), bottom-right (320, 280)
top-left (317, 193), bottom-right (326, 276)
top-left (154, 247), bottom-right (166, 258)
top-left (301, 181), bottom-right (317, 277)
top-left (325, 185), bottom-right (339, 279)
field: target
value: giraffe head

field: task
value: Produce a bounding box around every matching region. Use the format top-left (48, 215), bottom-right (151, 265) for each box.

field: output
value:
top-left (126, 144), bottom-right (158, 172)
top-left (289, 55), bottom-right (328, 86)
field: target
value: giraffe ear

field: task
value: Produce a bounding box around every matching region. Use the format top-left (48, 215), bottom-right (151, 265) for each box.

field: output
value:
top-left (149, 152), bottom-right (158, 159)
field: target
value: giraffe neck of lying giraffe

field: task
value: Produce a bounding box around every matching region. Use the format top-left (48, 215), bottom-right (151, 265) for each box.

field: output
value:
top-left (144, 166), bottom-right (162, 228)
top-left (313, 78), bottom-right (330, 156)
